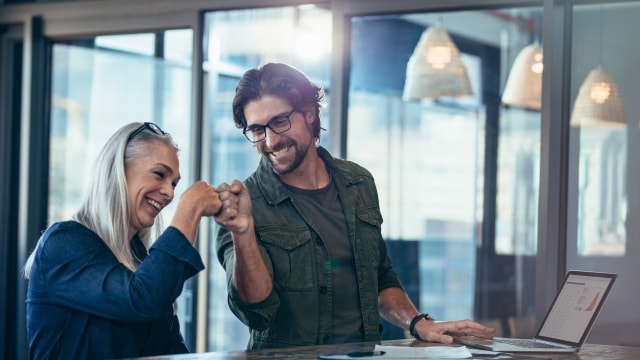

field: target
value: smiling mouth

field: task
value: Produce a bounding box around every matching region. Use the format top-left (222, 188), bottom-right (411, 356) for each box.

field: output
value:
top-left (269, 145), bottom-right (292, 157)
top-left (146, 198), bottom-right (163, 211)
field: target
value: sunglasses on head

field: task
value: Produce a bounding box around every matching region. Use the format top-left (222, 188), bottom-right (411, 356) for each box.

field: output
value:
top-left (127, 122), bottom-right (168, 142)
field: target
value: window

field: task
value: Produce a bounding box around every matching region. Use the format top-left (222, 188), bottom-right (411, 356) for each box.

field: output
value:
top-left (50, 31), bottom-right (194, 223)
top-left (567, 2), bottom-right (640, 345)
top-left (347, 8), bottom-right (542, 338)
top-left (202, 6), bottom-right (331, 350)
top-left (48, 29), bottom-right (196, 343)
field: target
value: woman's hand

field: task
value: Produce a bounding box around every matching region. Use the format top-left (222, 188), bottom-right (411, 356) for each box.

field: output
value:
top-left (170, 181), bottom-right (222, 244)
top-left (179, 181), bottom-right (222, 217)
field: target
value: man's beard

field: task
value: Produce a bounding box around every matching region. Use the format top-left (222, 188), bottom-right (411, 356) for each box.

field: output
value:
top-left (261, 138), bottom-right (310, 175)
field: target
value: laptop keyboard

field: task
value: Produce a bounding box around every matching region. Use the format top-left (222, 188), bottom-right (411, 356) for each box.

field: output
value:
top-left (496, 338), bottom-right (564, 349)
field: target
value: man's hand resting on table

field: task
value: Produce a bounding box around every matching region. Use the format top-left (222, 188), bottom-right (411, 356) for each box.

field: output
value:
top-left (413, 318), bottom-right (496, 344)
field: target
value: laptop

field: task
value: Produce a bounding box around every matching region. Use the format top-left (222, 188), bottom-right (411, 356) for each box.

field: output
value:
top-left (455, 270), bottom-right (617, 353)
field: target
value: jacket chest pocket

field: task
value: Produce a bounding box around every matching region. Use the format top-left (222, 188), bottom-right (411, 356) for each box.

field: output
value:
top-left (259, 229), bottom-right (314, 291)
top-left (355, 207), bottom-right (383, 266)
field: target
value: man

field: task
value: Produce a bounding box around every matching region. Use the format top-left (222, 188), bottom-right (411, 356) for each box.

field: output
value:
top-left (214, 63), bottom-right (494, 349)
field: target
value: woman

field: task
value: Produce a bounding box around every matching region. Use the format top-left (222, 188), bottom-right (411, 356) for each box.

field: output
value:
top-left (24, 122), bottom-right (221, 359)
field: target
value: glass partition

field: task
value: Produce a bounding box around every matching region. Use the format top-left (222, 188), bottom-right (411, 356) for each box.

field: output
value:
top-left (202, 5), bottom-right (331, 351)
top-left (48, 29), bottom-right (195, 343)
top-left (568, 1), bottom-right (640, 346)
top-left (347, 8), bottom-right (543, 339)
top-left (49, 30), bottom-right (194, 223)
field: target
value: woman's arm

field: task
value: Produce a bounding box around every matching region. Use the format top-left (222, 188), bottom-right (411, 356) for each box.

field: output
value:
top-left (34, 222), bottom-right (203, 321)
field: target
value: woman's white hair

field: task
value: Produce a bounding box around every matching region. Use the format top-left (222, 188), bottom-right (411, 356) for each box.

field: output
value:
top-left (24, 122), bottom-right (178, 278)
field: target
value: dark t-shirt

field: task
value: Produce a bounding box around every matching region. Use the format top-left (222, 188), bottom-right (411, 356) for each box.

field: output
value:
top-left (286, 178), bottom-right (364, 343)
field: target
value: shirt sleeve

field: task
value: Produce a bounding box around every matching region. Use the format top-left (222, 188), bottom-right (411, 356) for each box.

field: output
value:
top-left (31, 221), bottom-right (204, 322)
top-left (215, 224), bottom-right (280, 330)
top-left (377, 236), bottom-right (404, 292)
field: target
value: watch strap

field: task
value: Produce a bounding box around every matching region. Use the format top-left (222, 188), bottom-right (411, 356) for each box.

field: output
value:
top-left (409, 313), bottom-right (435, 340)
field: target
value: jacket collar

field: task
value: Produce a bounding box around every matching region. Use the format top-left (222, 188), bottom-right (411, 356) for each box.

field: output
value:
top-left (254, 146), bottom-right (346, 205)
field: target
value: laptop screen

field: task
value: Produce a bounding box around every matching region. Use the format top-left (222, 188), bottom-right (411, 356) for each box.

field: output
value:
top-left (537, 271), bottom-right (617, 345)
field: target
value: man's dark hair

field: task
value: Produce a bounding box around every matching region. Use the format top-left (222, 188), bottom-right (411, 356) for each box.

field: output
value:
top-left (232, 63), bottom-right (325, 139)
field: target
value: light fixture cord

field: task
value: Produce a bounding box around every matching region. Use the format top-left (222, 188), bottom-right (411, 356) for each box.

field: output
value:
top-left (599, 4), bottom-right (603, 66)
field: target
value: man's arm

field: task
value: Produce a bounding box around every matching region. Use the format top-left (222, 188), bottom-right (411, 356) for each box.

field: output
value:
top-left (215, 180), bottom-right (272, 302)
top-left (228, 219), bottom-right (272, 302)
top-left (378, 287), bottom-right (495, 343)
top-left (378, 287), bottom-right (421, 334)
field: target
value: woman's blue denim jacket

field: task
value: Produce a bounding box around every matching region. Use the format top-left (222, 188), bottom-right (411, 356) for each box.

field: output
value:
top-left (216, 146), bottom-right (403, 349)
top-left (26, 221), bottom-right (203, 359)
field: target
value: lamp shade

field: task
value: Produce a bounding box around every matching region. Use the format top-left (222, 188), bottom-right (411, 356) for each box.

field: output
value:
top-left (403, 26), bottom-right (473, 101)
top-left (570, 66), bottom-right (626, 128)
top-left (501, 42), bottom-right (543, 110)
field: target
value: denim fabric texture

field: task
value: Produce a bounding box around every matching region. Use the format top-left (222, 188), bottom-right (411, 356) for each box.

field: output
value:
top-left (26, 221), bottom-right (204, 359)
top-left (216, 146), bottom-right (403, 349)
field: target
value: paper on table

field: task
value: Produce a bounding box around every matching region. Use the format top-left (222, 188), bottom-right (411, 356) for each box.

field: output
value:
top-left (373, 345), bottom-right (472, 358)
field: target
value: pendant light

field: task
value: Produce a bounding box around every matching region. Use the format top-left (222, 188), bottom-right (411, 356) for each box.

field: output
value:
top-left (403, 25), bottom-right (473, 101)
top-left (570, 5), bottom-right (626, 128)
top-left (501, 42), bottom-right (543, 110)
top-left (570, 66), bottom-right (626, 127)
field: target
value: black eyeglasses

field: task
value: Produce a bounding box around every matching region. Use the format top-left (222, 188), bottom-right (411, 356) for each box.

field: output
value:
top-left (128, 122), bottom-right (168, 142)
top-left (243, 110), bottom-right (295, 143)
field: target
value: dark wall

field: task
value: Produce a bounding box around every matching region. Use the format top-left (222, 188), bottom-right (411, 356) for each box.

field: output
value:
top-left (350, 18), bottom-right (423, 95)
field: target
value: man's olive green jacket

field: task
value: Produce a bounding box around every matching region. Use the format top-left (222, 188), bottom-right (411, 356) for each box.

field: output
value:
top-left (216, 146), bottom-right (403, 349)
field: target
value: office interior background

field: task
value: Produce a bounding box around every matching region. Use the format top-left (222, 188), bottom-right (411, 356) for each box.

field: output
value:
top-left (1, 0), bottom-right (639, 358)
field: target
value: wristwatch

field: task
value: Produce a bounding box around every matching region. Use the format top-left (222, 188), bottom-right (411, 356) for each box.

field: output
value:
top-left (409, 313), bottom-right (435, 341)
